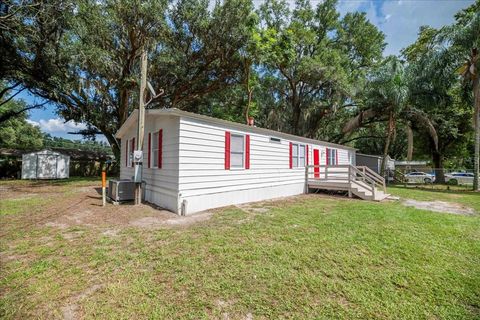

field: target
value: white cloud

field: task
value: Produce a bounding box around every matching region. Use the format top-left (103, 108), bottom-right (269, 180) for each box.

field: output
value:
top-left (27, 118), bottom-right (87, 133)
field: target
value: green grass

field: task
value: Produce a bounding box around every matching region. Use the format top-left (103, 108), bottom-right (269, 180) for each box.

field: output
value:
top-left (0, 182), bottom-right (479, 319)
top-left (0, 196), bottom-right (51, 216)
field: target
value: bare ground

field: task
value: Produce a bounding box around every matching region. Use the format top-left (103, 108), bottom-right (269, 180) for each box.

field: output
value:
top-left (0, 180), bottom-right (213, 236)
top-left (402, 199), bottom-right (477, 215)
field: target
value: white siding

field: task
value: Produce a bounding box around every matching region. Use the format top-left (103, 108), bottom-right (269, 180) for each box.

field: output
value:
top-left (120, 115), bottom-right (180, 213)
top-left (177, 117), bottom-right (353, 214)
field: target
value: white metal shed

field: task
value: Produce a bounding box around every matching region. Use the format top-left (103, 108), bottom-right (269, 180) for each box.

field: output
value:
top-left (22, 149), bottom-right (70, 179)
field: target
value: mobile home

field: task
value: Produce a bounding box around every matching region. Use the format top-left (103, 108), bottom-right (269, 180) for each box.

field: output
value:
top-left (115, 109), bottom-right (358, 215)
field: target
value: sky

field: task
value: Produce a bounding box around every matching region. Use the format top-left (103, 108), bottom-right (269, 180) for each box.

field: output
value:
top-left (21, 0), bottom-right (474, 142)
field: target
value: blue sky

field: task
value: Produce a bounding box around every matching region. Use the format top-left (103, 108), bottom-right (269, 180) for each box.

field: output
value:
top-left (22, 0), bottom-right (474, 142)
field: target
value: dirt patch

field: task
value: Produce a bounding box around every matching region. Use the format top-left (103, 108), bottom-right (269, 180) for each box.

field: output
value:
top-left (129, 211), bottom-right (213, 229)
top-left (0, 181), bottom-right (214, 232)
top-left (61, 284), bottom-right (102, 320)
top-left (402, 199), bottom-right (476, 215)
top-left (101, 229), bottom-right (119, 237)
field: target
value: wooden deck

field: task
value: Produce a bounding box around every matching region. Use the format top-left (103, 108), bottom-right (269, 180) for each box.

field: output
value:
top-left (305, 165), bottom-right (389, 201)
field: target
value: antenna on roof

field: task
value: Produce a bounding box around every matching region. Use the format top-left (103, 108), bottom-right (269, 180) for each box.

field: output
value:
top-left (145, 81), bottom-right (164, 106)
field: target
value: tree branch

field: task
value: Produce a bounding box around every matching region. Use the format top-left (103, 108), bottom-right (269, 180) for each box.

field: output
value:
top-left (0, 87), bottom-right (25, 108)
top-left (0, 101), bottom-right (47, 124)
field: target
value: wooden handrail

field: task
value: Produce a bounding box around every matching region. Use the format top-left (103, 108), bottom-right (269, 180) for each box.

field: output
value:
top-left (349, 166), bottom-right (376, 195)
top-left (305, 164), bottom-right (386, 195)
top-left (357, 166), bottom-right (386, 192)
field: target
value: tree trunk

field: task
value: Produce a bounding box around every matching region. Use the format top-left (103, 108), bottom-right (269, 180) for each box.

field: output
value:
top-left (290, 85), bottom-right (301, 135)
top-left (473, 75), bottom-right (480, 191)
top-left (244, 59), bottom-right (253, 124)
top-left (432, 152), bottom-right (445, 184)
top-left (104, 132), bottom-right (121, 167)
top-left (406, 124), bottom-right (414, 161)
top-left (245, 87), bottom-right (253, 124)
top-left (381, 111), bottom-right (394, 176)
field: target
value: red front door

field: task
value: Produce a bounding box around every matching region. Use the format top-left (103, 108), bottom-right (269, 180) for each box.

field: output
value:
top-left (313, 149), bottom-right (320, 178)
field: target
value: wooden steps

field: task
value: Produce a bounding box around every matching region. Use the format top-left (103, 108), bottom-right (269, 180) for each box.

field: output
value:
top-left (306, 165), bottom-right (389, 202)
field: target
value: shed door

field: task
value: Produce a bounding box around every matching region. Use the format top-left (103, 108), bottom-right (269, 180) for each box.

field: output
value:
top-left (56, 156), bottom-right (68, 179)
top-left (37, 155), bottom-right (57, 179)
top-left (313, 149), bottom-right (320, 179)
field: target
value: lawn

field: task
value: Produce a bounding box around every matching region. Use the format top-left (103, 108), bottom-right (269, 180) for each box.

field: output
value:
top-left (0, 180), bottom-right (479, 319)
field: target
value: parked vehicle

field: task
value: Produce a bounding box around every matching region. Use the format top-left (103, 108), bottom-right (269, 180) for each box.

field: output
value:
top-left (404, 171), bottom-right (435, 183)
top-left (445, 172), bottom-right (474, 185)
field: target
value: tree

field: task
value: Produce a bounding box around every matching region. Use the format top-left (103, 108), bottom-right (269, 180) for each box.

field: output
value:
top-left (0, 98), bottom-right (43, 149)
top-left (402, 25), bottom-right (474, 183)
top-left (343, 56), bottom-right (439, 175)
top-left (4, 0), bottom-right (256, 162)
top-left (257, 0), bottom-right (385, 136)
top-left (442, 1), bottom-right (480, 190)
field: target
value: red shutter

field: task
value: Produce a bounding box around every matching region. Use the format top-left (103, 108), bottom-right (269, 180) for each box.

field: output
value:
top-left (335, 149), bottom-right (338, 165)
top-left (306, 145), bottom-right (309, 165)
top-left (245, 135), bottom-right (250, 169)
top-left (148, 133), bottom-right (151, 168)
top-left (225, 131), bottom-right (231, 170)
top-left (289, 142), bottom-right (293, 169)
top-left (326, 148), bottom-right (329, 166)
top-left (158, 129), bottom-right (163, 169)
top-left (125, 139), bottom-right (128, 167)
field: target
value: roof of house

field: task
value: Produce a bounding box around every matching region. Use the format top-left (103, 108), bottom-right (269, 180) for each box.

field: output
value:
top-left (395, 160), bottom-right (428, 166)
top-left (356, 153), bottom-right (394, 160)
top-left (116, 108), bottom-right (356, 151)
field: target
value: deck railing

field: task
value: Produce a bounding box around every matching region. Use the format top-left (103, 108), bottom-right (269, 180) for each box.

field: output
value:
top-left (305, 164), bottom-right (386, 197)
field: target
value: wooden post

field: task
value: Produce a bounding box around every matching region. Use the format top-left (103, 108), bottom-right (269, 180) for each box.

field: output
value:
top-left (135, 48), bottom-right (148, 205)
top-left (102, 171), bottom-right (106, 206)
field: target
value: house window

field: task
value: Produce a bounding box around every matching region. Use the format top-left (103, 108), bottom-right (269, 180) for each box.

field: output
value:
top-left (327, 148), bottom-right (338, 165)
top-left (230, 134), bottom-right (245, 168)
top-left (127, 138), bottom-right (134, 167)
top-left (292, 143), bottom-right (306, 167)
top-left (270, 137), bottom-right (281, 143)
top-left (151, 131), bottom-right (159, 168)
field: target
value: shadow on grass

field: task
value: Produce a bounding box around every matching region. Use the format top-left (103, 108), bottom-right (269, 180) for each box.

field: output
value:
top-left (388, 184), bottom-right (479, 197)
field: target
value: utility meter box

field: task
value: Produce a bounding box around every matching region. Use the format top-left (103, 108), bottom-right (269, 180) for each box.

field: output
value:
top-left (133, 150), bottom-right (143, 163)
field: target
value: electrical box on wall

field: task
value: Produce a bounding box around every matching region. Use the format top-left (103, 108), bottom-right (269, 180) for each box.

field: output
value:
top-left (133, 150), bottom-right (143, 163)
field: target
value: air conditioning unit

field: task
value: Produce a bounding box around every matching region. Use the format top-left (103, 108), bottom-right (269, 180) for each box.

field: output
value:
top-left (108, 179), bottom-right (135, 202)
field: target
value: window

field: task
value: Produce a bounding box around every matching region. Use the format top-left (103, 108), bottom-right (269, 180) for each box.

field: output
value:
top-left (127, 138), bottom-right (134, 167)
top-left (292, 143), bottom-right (306, 168)
top-left (270, 137), bottom-right (281, 143)
top-left (327, 148), bottom-right (338, 165)
top-left (151, 131), bottom-right (159, 168)
top-left (230, 134), bottom-right (245, 168)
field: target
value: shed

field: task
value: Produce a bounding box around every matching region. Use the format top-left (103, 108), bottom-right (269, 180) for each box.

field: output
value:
top-left (22, 149), bottom-right (70, 179)
top-left (116, 108), bottom-right (358, 215)
top-left (356, 153), bottom-right (395, 174)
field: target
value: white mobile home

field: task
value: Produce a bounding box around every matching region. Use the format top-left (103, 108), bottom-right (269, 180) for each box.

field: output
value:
top-left (115, 109), bottom-right (359, 215)
top-left (22, 149), bottom-right (70, 179)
